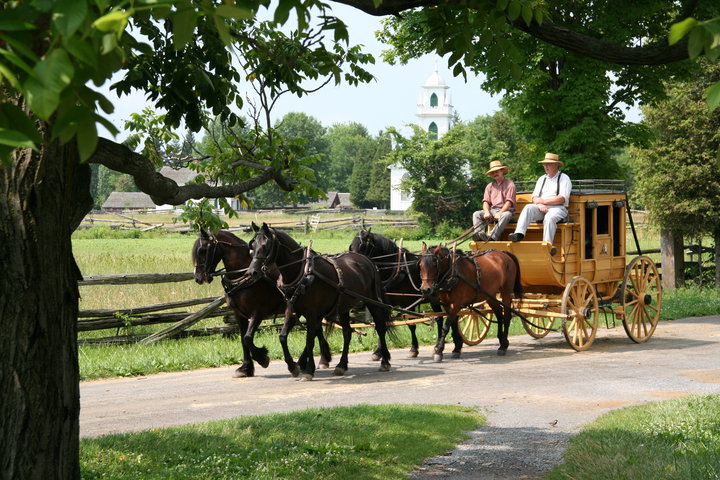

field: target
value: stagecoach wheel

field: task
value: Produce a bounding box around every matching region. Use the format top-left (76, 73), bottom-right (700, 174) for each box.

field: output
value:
top-left (522, 315), bottom-right (555, 339)
top-left (561, 276), bottom-right (599, 352)
top-left (457, 312), bottom-right (492, 346)
top-left (621, 256), bottom-right (662, 343)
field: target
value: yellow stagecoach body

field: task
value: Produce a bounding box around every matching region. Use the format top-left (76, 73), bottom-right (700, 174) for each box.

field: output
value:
top-left (470, 180), bottom-right (628, 301)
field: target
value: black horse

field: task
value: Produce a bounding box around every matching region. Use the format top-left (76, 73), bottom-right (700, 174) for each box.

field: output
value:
top-left (349, 228), bottom-right (463, 358)
top-left (192, 229), bottom-right (333, 378)
top-left (248, 222), bottom-right (393, 380)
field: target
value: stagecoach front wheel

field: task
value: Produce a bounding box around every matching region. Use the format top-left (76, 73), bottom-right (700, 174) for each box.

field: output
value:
top-left (522, 315), bottom-right (555, 339)
top-left (457, 310), bottom-right (492, 346)
top-left (621, 256), bottom-right (662, 343)
top-left (561, 276), bottom-right (599, 351)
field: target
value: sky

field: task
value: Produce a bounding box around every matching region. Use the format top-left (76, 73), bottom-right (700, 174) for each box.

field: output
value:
top-left (99, 4), bottom-right (502, 140)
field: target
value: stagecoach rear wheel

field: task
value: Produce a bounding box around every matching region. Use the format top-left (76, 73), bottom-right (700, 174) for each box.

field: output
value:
top-left (621, 256), bottom-right (662, 343)
top-left (561, 276), bottom-right (599, 352)
top-left (522, 315), bottom-right (555, 339)
top-left (457, 311), bottom-right (492, 346)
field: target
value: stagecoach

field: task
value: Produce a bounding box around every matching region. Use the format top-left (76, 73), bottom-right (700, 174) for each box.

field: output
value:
top-left (456, 179), bottom-right (662, 351)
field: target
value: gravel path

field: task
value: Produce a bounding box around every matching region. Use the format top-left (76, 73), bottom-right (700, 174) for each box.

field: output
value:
top-left (81, 316), bottom-right (720, 479)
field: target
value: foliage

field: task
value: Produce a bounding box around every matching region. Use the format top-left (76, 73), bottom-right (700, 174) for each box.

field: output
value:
top-left (632, 60), bottom-right (720, 238)
top-left (377, 1), bottom-right (718, 178)
top-left (670, 15), bottom-right (720, 110)
top-left (545, 394), bottom-right (720, 480)
top-left (80, 404), bottom-right (484, 479)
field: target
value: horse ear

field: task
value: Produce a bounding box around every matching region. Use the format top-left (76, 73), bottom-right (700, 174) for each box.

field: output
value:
top-left (251, 222), bottom-right (259, 232)
top-left (367, 227), bottom-right (372, 233)
top-left (421, 242), bottom-right (427, 253)
top-left (200, 228), bottom-right (208, 238)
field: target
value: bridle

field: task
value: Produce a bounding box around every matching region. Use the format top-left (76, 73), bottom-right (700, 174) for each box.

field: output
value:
top-left (355, 231), bottom-right (376, 258)
top-left (419, 250), bottom-right (453, 297)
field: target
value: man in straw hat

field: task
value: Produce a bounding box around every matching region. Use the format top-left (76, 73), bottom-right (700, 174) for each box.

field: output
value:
top-left (508, 153), bottom-right (572, 248)
top-left (472, 160), bottom-right (516, 242)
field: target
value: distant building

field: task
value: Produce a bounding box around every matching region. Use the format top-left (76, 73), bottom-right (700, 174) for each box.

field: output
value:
top-left (389, 64), bottom-right (455, 211)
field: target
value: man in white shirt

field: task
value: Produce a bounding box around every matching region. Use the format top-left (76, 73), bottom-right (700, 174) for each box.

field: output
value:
top-left (508, 153), bottom-right (572, 245)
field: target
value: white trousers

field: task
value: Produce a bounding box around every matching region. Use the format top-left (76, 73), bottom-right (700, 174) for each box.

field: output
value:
top-left (513, 205), bottom-right (567, 243)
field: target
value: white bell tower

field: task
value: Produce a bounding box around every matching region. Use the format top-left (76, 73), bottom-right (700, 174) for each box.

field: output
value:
top-left (416, 63), bottom-right (453, 139)
top-left (390, 64), bottom-right (454, 211)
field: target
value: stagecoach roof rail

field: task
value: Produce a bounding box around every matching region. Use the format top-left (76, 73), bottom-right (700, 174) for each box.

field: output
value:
top-left (514, 178), bottom-right (626, 195)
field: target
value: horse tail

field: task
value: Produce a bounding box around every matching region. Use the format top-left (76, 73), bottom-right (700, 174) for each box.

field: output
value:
top-left (504, 251), bottom-right (523, 300)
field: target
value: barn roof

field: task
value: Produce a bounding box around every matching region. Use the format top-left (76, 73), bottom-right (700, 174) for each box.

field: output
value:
top-left (159, 166), bottom-right (197, 186)
top-left (102, 192), bottom-right (157, 209)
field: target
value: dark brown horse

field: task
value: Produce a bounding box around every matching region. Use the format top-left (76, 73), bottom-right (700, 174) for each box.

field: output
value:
top-left (192, 229), bottom-right (332, 378)
top-left (349, 229), bottom-right (462, 358)
top-left (419, 244), bottom-right (522, 361)
top-left (248, 222), bottom-right (393, 380)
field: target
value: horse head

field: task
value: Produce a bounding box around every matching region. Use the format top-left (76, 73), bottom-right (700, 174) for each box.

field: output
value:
top-left (349, 228), bottom-right (375, 256)
top-left (418, 243), bottom-right (451, 298)
top-left (192, 229), bottom-right (221, 284)
top-left (248, 222), bottom-right (280, 280)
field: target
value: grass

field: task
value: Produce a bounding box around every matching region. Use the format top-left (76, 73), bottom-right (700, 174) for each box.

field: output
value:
top-left (544, 394), bottom-right (720, 480)
top-left (80, 404), bottom-right (485, 480)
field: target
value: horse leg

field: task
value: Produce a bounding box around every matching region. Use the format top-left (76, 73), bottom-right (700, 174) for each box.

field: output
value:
top-left (317, 326), bottom-right (332, 369)
top-left (407, 324), bottom-right (419, 358)
top-left (299, 318), bottom-right (319, 381)
top-left (433, 312), bottom-right (455, 362)
top-left (279, 312), bottom-right (301, 378)
top-left (333, 313), bottom-right (352, 376)
top-left (233, 316), bottom-right (255, 378)
top-left (449, 318), bottom-right (463, 358)
top-left (246, 315), bottom-right (269, 369)
top-left (368, 305), bottom-right (391, 372)
top-left (493, 302), bottom-right (510, 355)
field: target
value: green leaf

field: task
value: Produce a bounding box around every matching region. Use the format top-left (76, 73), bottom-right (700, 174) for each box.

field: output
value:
top-left (688, 28), bottom-right (704, 59)
top-left (92, 10), bottom-right (129, 34)
top-left (0, 103), bottom-right (42, 145)
top-left (274, 0), bottom-right (293, 25)
top-left (497, 0), bottom-right (509, 10)
top-left (0, 127), bottom-right (39, 151)
top-left (507, 0), bottom-right (521, 21)
top-left (213, 14), bottom-right (233, 49)
top-left (173, 8), bottom-right (197, 50)
top-left (521, 5), bottom-right (533, 26)
top-left (0, 20), bottom-right (36, 31)
top-left (76, 120), bottom-right (98, 162)
top-left (669, 17), bottom-right (697, 45)
top-left (707, 81), bottom-right (720, 111)
top-left (0, 61), bottom-right (20, 89)
top-left (535, 9), bottom-right (544, 25)
top-left (53, 0), bottom-right (87, 37)
top-left (101, 32), bottom-right (118, 54)
top-left (215, 4), bottom-right (254, 20)
top-left (34, 49), bottom-right (74, 93)
top-left (24, 77), bottom-right (60, 120)
top-left (63, 36), bottom-right (98, 69)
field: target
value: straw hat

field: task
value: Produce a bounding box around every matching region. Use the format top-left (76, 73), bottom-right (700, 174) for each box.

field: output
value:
top-left (486, 160), bottom-right (509, 176)
top-left (538, 152), bottom-right (562, 165)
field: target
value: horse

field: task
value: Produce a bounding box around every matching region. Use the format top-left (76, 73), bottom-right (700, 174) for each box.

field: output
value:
top-left (418, 243), bottom-right (522, 361)
top-left (192, 229), bottom-right (333, 378)
top-left (349, 228), bottom-right (462, 358)
top-left (247, 222), bottom-right (393, 380)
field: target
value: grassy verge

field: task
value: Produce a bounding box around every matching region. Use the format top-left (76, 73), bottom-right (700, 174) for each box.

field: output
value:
top-left (81, 404), bottom-right (484, 480)
top-left (544, 394), bottom-right (720, 480)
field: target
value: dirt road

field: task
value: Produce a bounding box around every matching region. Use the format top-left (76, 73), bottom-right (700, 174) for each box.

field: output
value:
top-left (81, 316), bottom-right (720, 479)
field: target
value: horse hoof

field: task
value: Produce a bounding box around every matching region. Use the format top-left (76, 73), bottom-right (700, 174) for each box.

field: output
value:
top-left (407, 349), bottom-right (419, 359)
top-left (451, 351), bottom-right (461, 359)
top-left (497, 349), bottom-right (507, 356)
top-left (370, 352), bottom-right (381, 361)
top-left (232, 368), bottom-right (253, 378)
top-left (319, 361), bottom-right (330, 369)
top-left (379, 363), bottom-right (391, 372)
top-left (333, 367), bottom-right (346, 376)
top-left (290, 365), bottom-right (301, 378)
top-left (300, 373), bottom-right (314, 381)
top-left (257, 356), bottom-right (270, 369)
top-left (433, 354), bottom-right (443, 363)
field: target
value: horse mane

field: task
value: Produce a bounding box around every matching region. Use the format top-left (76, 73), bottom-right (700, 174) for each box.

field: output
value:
top-left (215, 229), bottom-right (247, 247)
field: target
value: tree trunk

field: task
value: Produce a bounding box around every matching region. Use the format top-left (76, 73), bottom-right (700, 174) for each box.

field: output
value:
top-left (715, 229), bottom-right (720, 289)
top-left (1, 131), bottom-right (92, 478)
top-left (660, 229), bottom-right (684, 290)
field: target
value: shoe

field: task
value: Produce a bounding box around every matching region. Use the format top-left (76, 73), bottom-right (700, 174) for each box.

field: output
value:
top-left (477, 232), bottom-right (489, 242)
top-left (550, 246), bottom-right (557, 256)
top-left (508, 233), bottom-right (524, 242)
top-left (471, 233), bottom-right (481, 241)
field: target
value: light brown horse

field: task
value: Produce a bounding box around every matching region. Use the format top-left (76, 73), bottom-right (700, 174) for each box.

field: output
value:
top-left (419, 244), bottom-right (522, 361)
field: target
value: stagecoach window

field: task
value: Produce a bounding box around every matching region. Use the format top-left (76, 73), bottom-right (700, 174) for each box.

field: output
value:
top-left (597, 206), bottom-right (609, 235)
top-left (613, 205), bottom-right (623, 256)
top-left (584, 207), bottom-right (593, 259)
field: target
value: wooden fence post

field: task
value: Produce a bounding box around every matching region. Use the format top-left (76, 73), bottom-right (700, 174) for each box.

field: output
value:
top-left (660, 229), bottom-right (684, 290)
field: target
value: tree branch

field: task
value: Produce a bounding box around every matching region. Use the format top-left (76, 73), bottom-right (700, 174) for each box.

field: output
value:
top-left (331, 0), bottom-right (692, 65)
top-left (88, 138), bottom-right (293, 205)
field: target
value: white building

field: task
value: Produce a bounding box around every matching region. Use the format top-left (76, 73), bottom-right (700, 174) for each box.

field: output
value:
top-left (390, 64), bottom-right (455, 211)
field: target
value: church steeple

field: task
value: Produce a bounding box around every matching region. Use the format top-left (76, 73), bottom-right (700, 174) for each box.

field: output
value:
top-left (416, 63), bottom-right (453, 139)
